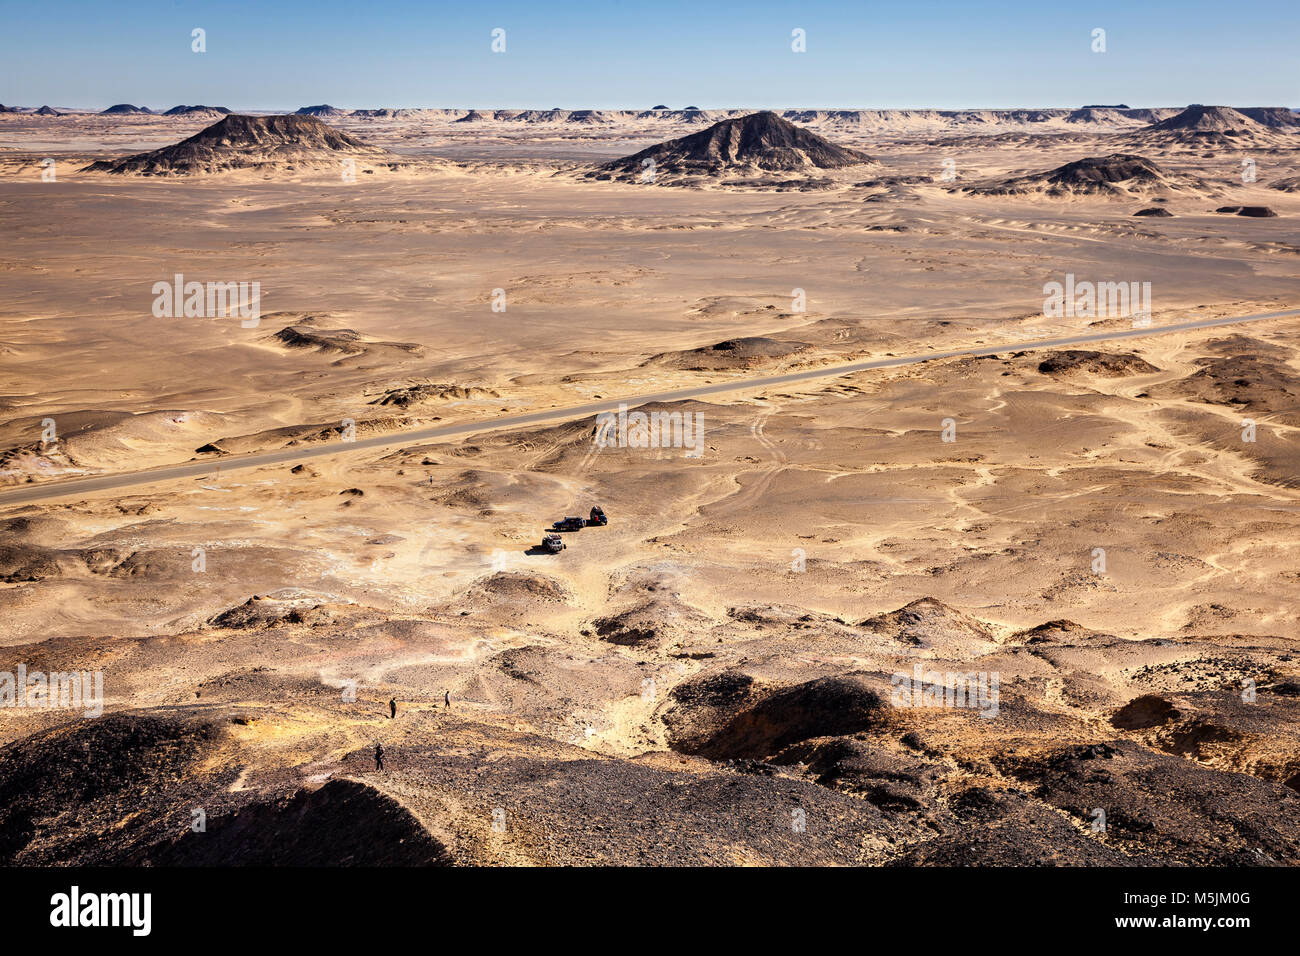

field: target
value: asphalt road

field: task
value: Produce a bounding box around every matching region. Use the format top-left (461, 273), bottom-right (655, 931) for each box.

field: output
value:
top-left (2, 306), bottom-right (1296, 508)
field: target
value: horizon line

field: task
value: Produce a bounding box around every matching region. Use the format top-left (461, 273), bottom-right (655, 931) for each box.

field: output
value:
top-left (8, 102), bottom-right (1298, 114)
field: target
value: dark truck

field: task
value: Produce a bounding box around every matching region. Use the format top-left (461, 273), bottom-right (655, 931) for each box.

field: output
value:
top-left (554, 516), bottom-right (586, 532)
top-left (589, 506), bottom-right (608, 526)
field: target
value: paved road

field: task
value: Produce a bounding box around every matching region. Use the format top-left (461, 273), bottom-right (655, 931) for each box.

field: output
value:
top-left (3, 306), bottom-right (1297, 508)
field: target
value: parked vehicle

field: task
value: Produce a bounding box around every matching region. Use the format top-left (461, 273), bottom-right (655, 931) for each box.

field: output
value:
top-left (589, 506), bottom-right (608, 526)
top-left (554, 516), bottom-right (586, 532)
top-left (542, 533), bottom-right (566, 553)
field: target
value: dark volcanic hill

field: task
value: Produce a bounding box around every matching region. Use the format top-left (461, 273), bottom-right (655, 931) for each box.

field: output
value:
top-left (295, 104), bottom-right (349, 118)
top-left (33, 106), bottom-right (61, 116)
top-left (1237, 107), bottom-right (1300, 128)
top-left (963, 153), bottom-right (1206, 198)
top-left (82, 114), bottom-right (388, 175)
top-left (100, 104), bottom-right (153, 115)
top-left (1123, 104), bottom-right (1294, 149)
top-left (592, 110), bottom-right (874, 185)
top-left (1144, 104), bottom-right (1267, 133)
top-left (163, 104), bottom-right (232, 118)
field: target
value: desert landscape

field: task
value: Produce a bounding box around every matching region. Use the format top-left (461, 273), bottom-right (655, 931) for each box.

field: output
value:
top-left (2, 95), bottom-right (1300, 869)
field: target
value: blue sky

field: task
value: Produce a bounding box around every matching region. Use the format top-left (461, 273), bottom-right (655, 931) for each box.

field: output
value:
top-left (2, 0), bottom-right (1296, 110)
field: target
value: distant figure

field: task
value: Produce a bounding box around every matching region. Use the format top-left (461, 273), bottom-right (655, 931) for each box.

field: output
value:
top-left (374, 743), bottom-right (385, 771)
top-left (444, 690), bottom-right (451, 709)
top-left (389, 697), bottom-right (397, 719)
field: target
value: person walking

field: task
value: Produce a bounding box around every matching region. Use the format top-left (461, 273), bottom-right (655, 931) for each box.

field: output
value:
top-left (374, 742), bottom-right (385, 771)
top-left (389, 697), bottom-right (397, 719)
top-left (444, 690), bottom-right (451, 709)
